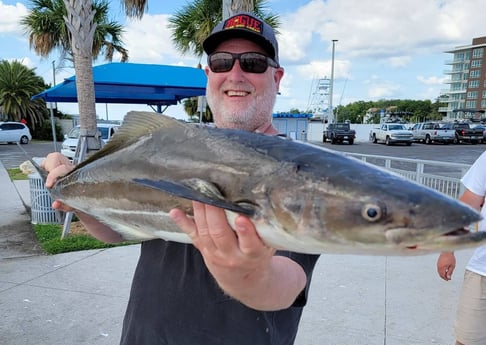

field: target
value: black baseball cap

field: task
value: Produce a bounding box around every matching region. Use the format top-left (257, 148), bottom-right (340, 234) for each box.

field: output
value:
top-left (203, 12), bottom-right (279, 65)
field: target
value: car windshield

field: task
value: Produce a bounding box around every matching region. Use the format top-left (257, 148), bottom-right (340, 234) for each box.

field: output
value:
top-left (67, 126), bottom-right (110, 140)
top-left (389, 125), bottom-right (405, 130)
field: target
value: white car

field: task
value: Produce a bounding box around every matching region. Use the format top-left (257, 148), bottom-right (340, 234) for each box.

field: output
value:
top-left (0, 122), bottom-right (32, 144)
top-left (61, 123), bottom-right (120, 160)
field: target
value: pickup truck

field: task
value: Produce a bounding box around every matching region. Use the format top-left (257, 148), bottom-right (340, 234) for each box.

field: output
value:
top-left (323, 123), bottom-right (356, 144)
top-left (440, 122), bottom-right (483, 144)
top-left (370, 123), bottom-right (413, 146)
top-left (411, 122), bottom-right (454, 144)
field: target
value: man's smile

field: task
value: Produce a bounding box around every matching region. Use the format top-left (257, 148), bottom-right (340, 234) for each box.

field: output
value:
top-left (226, 90), bottom-right (250, 97)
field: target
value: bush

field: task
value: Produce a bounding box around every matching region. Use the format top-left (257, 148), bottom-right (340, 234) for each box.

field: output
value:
top-left (31, 119), bottom-right (63, 141)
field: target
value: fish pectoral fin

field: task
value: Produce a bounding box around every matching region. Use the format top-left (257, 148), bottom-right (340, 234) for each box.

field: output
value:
top-left (132, 178), bottom-right (255, 216)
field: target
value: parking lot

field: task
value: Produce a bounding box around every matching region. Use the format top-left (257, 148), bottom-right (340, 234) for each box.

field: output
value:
top-left (0, 141), bottom-right (61, 169)
top-left (317, 140), bottom-right (485, 165)
top-left (0, 139), bottom-right (484, 170)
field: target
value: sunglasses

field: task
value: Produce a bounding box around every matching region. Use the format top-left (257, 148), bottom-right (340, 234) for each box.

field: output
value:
top-left (208, 52), bottom-right (279, 74)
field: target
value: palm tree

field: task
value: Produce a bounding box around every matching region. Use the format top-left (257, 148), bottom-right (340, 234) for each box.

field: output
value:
top-left (21, 0), bottom-right (129, 66)
top-left (121, 0), bottom-right (255, 19)
top-left (169, 0), bottom-right (279, 59)
top-left (22, 0), bottom-right (130, 155)
top-left (0, 60), bottom-right (49, 128)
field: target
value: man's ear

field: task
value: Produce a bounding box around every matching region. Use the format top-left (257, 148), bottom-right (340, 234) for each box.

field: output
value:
top-left (274, 67), bottom-right (284, 93)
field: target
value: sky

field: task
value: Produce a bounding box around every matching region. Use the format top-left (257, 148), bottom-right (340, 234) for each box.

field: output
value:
top-left (1, 0), bottom-right (486, 122)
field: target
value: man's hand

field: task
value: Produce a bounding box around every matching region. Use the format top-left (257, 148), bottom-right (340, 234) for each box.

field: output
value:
top-left (41, 152), bottom-right (75, 212)
top-left (437, 252), bottom-right (456, 281)
top-left (170, 201), bottom-right (306, 310)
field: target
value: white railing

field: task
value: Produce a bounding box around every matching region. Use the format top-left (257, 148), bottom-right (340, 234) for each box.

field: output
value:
top-left (343, 153), bottom-right (471, 199)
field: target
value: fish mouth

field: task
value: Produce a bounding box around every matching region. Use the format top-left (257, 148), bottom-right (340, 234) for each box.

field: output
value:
top-left (399, 227), bottom-right (486, 252)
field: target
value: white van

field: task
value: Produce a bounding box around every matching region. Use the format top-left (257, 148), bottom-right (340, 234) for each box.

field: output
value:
top-left (61, 123), bottom-right (119, 160)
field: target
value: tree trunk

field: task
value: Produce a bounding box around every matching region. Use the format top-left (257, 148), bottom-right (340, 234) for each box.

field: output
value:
top-left (222, 0), bottom-right (254, 19)
top-left (63, 0), bottom-right (102, 155)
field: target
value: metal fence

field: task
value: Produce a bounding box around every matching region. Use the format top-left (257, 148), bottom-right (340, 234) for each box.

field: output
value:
top-left (343, 153), bottom-right (471, 199)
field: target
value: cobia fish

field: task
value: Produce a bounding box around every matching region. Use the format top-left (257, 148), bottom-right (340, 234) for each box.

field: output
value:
top-left (36, 111), bottom-right (484, 255)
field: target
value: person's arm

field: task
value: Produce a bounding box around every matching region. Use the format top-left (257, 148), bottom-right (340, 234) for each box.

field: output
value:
top-left (42, 152), bottom-right (123, 243)
top-left (436, 188), bottom-right (484, 281)
top-left (170, 202), bottom-right (307, 311)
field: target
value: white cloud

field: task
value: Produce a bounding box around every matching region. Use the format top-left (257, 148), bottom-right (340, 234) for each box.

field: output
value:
top-left (363, 76), bottom-right (401, 99)
top-left (123, 14), bottom-right (199, 66)
top-left (0, 1), bottom-right (28, 34)
top-left (387, 56), bottom-right (411, 68)
top-left (296, 59), bottom-right (351, 82)
top-left (278, 0), bottom-right (486, 62)
top-left (417, 75), bottom-right (447, 85)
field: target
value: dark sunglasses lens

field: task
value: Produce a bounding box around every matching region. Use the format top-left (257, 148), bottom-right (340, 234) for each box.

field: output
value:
top-left (209, 53), bottom-right (234, 72)
top-left (240, 53), bottom-right (268, 73)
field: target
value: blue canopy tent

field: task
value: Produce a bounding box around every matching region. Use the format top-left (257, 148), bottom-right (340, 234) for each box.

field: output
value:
top-left (32, 62), bottom-right (207, 112)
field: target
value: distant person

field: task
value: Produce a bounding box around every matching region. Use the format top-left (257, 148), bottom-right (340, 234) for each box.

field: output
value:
top-left (437, 150), bottom-right (486, 345)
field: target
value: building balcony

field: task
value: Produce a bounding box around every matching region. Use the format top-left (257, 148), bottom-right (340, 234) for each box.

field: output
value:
top-left (444, 59), bottom-right (471, 65)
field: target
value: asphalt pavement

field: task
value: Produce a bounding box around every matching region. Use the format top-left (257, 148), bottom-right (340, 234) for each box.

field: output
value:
top-left (0, 141), bottom-right (481, 345)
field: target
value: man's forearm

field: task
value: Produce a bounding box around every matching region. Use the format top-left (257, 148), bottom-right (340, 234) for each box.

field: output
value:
top-left (221, 256), bottom-right (307, 311)
top-left (76, 211), bottom-right (124, 243)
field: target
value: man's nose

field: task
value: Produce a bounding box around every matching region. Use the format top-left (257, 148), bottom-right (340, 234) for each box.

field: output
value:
top-left (227, 58), bottom-right (246, 79)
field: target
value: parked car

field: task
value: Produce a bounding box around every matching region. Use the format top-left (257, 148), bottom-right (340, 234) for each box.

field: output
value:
top-left (61, 123), bottom-right (120, 160)
top-left (323, 123), bottom-right (356, 144)
top-left (410, 122), bottom-right (455, 144)
top-left (471, 125), bottom-right (486, 143)
top-left (0, 121), bottom-right (32, 144)
top-left (440, 122), bottom-right (483, 144)
top-left (370, 123), bottom-right (413, 146)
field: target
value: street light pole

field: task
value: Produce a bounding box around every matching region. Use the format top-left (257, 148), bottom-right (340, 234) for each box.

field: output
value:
top-left (329, 39), bottom-right (338, 124)
top-left (49, 60), bottom-right (58, 151)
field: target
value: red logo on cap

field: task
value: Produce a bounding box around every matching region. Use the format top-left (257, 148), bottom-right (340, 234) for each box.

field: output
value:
top-left (223, 14), bottom-right (262, 33)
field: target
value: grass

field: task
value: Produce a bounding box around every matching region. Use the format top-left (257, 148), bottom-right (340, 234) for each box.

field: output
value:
top-left (33, 223), bottom-right (134, 255)
top-left (7, 167), bottom-right (28, 181)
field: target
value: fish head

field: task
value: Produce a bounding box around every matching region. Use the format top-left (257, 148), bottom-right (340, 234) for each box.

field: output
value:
top-left (262, 159), bottom-right (483, 255)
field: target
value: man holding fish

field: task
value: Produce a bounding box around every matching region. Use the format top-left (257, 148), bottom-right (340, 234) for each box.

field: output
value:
top-left (43, 12), bottom-right (320, 345)
top-left (40, 11), bottom-right (485, 345)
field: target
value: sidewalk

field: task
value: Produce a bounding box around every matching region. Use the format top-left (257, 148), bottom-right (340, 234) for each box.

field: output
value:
top-left (0, 161), bottom-right (470, 345)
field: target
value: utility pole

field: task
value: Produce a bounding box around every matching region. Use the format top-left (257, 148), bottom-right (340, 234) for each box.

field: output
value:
top-left (329, 39), bottom-right (338, 124)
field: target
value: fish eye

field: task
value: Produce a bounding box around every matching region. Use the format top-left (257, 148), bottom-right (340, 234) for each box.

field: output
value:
top-left (361, 204), bottom-right (382, 222)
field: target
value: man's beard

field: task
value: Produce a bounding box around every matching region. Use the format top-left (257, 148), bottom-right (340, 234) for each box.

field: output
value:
top-left (206, 84), bottom-right (276, 132)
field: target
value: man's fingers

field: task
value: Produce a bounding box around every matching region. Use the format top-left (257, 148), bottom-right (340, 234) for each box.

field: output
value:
top-left (198, 203), bottom-right (238, 252)
top-left (45, 165), bottom-right (73, 188)
top-left (52, 200), bottom-right (74, 212)
top-left (234, 215), bottom-right (270, 256)
top-left (169, 208), bottom-right (197, 238)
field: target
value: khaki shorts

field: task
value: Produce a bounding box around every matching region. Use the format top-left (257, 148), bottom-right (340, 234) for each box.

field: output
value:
top-left (455, 270), bottom-right (486, 345)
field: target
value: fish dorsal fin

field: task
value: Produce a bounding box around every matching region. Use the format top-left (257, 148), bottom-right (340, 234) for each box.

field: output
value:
top-left (74, 111), bottom-right (186, 170)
